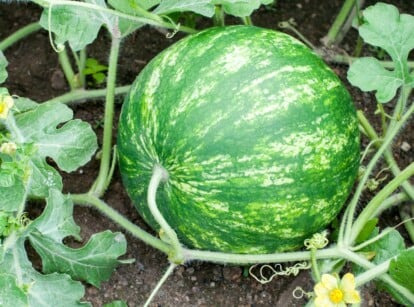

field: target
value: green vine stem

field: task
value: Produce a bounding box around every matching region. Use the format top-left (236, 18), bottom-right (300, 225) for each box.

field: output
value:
top-left (43, 85), bottom-right (130, 105)
top-left (350, 161), bottom-right (414, 243)
top-left (400, 206), bottom-right (414, 242)
top-left (144, 263), bottom-right (177, 307)
top-left (317, 50), bottom-right (414, 69)
top-left (0, 22), bottom-right (42, 51)
top-left (344, 93), bottom-right (414, 246)
top-left (342, 249), bottom-right (414, 303)
top-left (321, 0), bottom-right (357, 46)
top-left (214, 5), bottom-right (225, 26)
top-left (70, 193), bottom-right (171, 254)
top-left (358, 110), bottom-right (414, 200)
top-left (90, 34), bottom-right (121, 197)
top-left (370, 192), bottom-right (409, 219)
top-left (58, 47), bottom-right (78, 90)
top-left (148, 164), bottom-right (184, 264)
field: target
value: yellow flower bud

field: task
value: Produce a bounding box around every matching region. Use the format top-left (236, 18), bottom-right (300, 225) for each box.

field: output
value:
top-left (0, 95), bottom-right (14, 119)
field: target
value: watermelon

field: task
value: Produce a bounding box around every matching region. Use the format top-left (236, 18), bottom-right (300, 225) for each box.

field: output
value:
top-left (117, 25), bottom-right (360, 254)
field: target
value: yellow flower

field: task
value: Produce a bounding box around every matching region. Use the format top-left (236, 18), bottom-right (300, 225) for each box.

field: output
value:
top-left (0, 95), bottom-right (14, 119)
top-left (314, 273), bottom-right (361, 307)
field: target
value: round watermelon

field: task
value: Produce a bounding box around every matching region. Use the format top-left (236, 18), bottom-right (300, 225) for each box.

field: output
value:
top-left (117, 25), bottom-right (360, 254)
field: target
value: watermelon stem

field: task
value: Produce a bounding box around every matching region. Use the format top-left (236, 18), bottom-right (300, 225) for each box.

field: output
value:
top-left (344, 87), bottom-right (414, 245)
top-left (70, 192), bottom-right (172, 255)
top-left (144, 263), bottom-right (177, 307)
top-left (148, 164), bottom-right (185, 264)
top-left (43, 85), bottom-right (131, 105)
top-left (90, 35), bottom-right (121, 197)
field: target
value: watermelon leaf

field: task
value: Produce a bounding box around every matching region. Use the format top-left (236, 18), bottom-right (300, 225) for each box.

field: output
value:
top-left (154, 0), bottom-right (215, 17)
top-left (358, 3), bottom-right (414, 64)
top-left (29, 230), bottom-right (129, 288)
top-left (39, 3), bottom-right (105, 51)
top-left (38, 0), bottom-right (122, 50)
top-left (0, 51), bottom-right (7, 83)
top-left (362, 229), bottom-right (405, 265)
top-left (214, 0), bottom-right (274, 17)
top-left (27, 189), bottom-right (81, 242)
top-left (347, 3), bottom-right (414, 103)
top-left (389, 248), bottom-right (414, 293)
top-left (13, 101), bottom-right (97, 173)
top-left (0, 238), bottom-right (89, 307)
top-left (347, 57), bottom-right (404, 103)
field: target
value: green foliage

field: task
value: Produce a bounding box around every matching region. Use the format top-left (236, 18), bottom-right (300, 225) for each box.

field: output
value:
top-left (215, 0), bottom-right (274, 17)
top-left (39, 0), bottom-right (118, 51)
top-left (389, 248), bottom-right (414, 294)
top-left (1, 0), bottom-right (414, 306)
top-left (0, 87), bottom-right (125, 304)
top-left (0, 51), bottom-right (7, 84)
top-left (348, 2), bottom-right (414, 102)
top-left (83, 58), bottom-right (108, 85)
top-left (152, 0), bottom-right (274, 17)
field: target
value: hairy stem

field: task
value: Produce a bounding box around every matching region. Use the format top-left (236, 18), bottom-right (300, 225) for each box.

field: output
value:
top-left (58, 47), bottom-right (78, 90)
top-left (70, 193), bottom-right (171, 254)
top-left (343, 249), bottom-right (414, 303)
top-left (322, 0), bottom-right (357, 46)
top-left (90, 35), bottom-right (121, 197)
top-left (183, 246), bottom-right (340, 265)
top-left (344, 95), bottom-right (414, 246)
top-left (144, 263), bottom-right (177, 307)
top-left (43, 85), bottom-right (130, 105)
top-left (350, 161), bottom-right (414, 243)
top-left (148, 164), bottom-right (184, 263)
top-left (0, 22), bottom-right (42, 51)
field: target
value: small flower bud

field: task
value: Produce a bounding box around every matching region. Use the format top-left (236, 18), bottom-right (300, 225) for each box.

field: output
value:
top-left (0, 142), bottom-right (17, 155)
top-left (0, 95), bottom-right (14, 119)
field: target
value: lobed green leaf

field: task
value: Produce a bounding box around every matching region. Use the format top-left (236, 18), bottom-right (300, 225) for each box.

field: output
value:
top-left (0, 238), bottom-right (89, 307)
top-left (359, 3), bottom-right (414, 64)
top-left (13, 101), bottom-right (97, 173)
top-left (28, 189), bottom-right (81, 242)
top-left (347, 57), bottom-right (404, 103)
top-left (29, 230), bottom-right (128, 287)
top-left (39, 2), bottom-right (107, 51)
top-left (347, 2), bottom-right (414, 103)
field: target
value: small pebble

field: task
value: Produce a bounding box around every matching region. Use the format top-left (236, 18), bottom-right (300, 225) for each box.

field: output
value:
top-left (401, 141), bottom-right (411, 152)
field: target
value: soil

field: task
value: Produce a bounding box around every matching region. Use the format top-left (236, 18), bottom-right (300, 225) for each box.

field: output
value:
top-left (1, 1), bottom-right (413, 306)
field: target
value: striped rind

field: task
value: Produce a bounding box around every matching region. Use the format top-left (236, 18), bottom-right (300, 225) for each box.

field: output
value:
top-left (118, 26), bottom-right (360, 254)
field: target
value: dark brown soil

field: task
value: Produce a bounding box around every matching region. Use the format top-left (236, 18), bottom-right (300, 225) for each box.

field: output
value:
top-left (1, 1), bottom-right (412, 306)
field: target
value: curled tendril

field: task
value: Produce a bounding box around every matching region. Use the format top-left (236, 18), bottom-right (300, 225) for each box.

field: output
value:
top-left (304, 230), bottom-right (329, 250)
top-left (18, 213), bottom-right (31, 228)
top-left (161, 15), bottom-right (181, 39)
top-left (292, 286), bottom-right (313, 300)
top-left (249, 261), bottom-right (311, 284)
